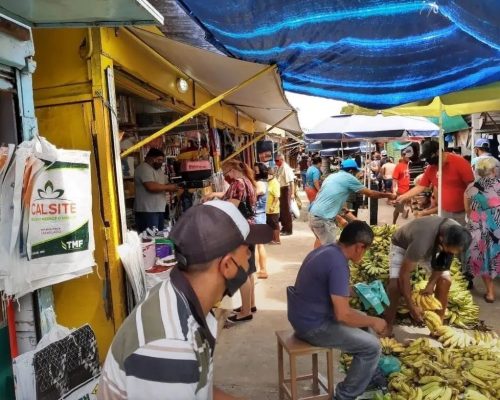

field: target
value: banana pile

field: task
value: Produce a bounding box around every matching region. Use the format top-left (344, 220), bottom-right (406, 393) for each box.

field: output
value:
top-left (412, 292), bottom-right (442, 311)
top-left (380, 337), bottom-right (405, 355)
top-left (383, 336), bottom-right (500, 399)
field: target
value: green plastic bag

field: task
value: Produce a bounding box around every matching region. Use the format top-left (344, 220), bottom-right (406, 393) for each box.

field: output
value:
top-left (353, 280), bottom-right (390, 315)
top-left (378, 355), bottom-right (401, 376)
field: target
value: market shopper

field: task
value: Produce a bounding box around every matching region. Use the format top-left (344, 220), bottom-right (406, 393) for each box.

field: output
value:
top-left (275, 153), bottom-right (295, 235)
top-left (288, 221), bottom-right (386, 400)
top-left (392, 147), bottom-right (413, 224)
top-left (379, 156), bottom-right (395, 194)
top-left (309, 159), bottom-right (395, 248)
top-left (384, 216), bottom-right (472, 335)
top-left (254, 163), bottom-right (269, 279)
top-left (304, 156), bottom-right (322, 202)
top-left (266, 166), bottom-right (281, 244)
top-left (464, 156), bottom-right (500, 303)
top-left (471, 138), bottom-right (500, 178)
top-left (396, 140), bottom-right (474, 225)
top-left (98, 200), bottom-right (272, 400)
top-left (134, 148), bottom-right (181, 232)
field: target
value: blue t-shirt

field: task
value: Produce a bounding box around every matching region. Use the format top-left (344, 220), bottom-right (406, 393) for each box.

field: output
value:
top-left (305, 166), bottom-right (321, 189)
top-left (309, 171), bottom-right (365, 219)
top-left (287, 245), bottom-right (350, 335)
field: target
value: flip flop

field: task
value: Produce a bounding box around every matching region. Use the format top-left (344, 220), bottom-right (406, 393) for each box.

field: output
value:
top-left (233, 306), bottom-right (257, 313)
top-left (483, 294), bottom-right (495, 303)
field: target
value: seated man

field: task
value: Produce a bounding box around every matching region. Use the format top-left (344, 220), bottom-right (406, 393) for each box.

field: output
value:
top-left (98, 200), bottom-right (272, 400)
top-left (384, 216), bottom-right (472, 335)
top-left (287, 221), bottom-right (387, 400)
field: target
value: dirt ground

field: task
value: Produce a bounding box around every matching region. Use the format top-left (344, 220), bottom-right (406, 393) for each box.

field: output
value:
top-left (214, 195), bottom-right (500, 399)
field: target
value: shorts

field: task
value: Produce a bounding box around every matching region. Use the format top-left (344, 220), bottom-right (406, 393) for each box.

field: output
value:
top-left (266, 213), bottom-right (280, 230)
top-left (383, 179), bottom-right (393, 192)
top-left (389, 244), bottom-right (450, 279)
top-left (441, 211), bottom-right (466, 226)
top-left (309, 214), bottom-right (338, 245)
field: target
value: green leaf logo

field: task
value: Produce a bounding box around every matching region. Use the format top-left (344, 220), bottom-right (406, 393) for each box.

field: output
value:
top-left (38, 180), bottom-right (65, 199)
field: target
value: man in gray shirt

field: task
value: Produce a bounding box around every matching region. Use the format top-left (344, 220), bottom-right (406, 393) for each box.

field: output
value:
top-left (134, 148), bottom-right (180, 232)
top-left (384, 216), bottom-right (471, 335)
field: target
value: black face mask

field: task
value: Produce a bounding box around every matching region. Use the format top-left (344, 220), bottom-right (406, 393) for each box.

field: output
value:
top-left (431, 249), bottom-right (453, 271)
top-left (223, 258), bottom-right (248, 297)
top-left (427, 155), bottom-right (439, 165)
top-left (152, 162), bottom-right (163, 170)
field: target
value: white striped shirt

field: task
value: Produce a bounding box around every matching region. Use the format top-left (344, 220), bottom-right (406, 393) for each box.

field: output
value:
top-left (98, 268), bottom-right (217, 400)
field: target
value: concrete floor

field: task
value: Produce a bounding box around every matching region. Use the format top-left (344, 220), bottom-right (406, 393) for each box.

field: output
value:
top-left (214, 196), bottom-right (500, 399)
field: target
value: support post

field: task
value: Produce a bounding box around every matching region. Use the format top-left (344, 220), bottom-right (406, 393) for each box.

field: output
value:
top-left (438, 111), bottom-right (444, 217)
top-left (121, 64), bottom-right (276, 158)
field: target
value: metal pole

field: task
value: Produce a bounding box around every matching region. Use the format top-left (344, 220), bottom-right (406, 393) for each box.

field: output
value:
top-left (121, 64), bottom-right (277, 157)
top-left (438, 111), bottom-right (444, 217)
top-left (222, 112), bottom-right (295, 164)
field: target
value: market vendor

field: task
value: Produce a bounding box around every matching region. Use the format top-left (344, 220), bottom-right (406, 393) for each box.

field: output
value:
top-left (134, 148), bottom-right (180, 232)
top-left (288, 221), bottom-right (387, 400)
top-left (309, 159), bottom-right (395, 248)
top-left (384, 216), bottom-right (472, 335)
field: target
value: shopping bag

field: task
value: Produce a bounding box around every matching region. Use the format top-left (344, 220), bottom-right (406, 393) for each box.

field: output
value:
top-left (353, 280), bottom-right (390, 315)
top-left (290, 199), bottom-right (300, 219)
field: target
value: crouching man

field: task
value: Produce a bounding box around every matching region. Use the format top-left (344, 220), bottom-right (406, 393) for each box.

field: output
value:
top-left (287, 221), bottom-right (388, 400)
top-left (384, 216), bottom-right (471, 336)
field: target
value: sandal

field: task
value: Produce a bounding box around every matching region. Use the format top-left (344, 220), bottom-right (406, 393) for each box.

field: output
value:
top-left (233, 306), bottom-right (257, 313)
top-left (257, 272), bottom-right (268, 279)
top-left (483, 294), bottom-right (495, 303)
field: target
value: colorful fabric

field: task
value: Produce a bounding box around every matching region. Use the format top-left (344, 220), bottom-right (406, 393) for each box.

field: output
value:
top-left (420, 153), bottom-right (474, 213)
top-left (223, 177), bottom-right (256, 223)
top-left (465, 178), bottom-right (500, 278)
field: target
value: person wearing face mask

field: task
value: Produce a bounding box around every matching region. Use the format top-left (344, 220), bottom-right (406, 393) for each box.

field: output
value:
top-left (396, 140), bottom-right (474, 225)
top-left (288, 221), bottom-right (387, 400)
top-left (98, 200), bottom-right (272, 400)
top-left (134, 148), bottom-right (181, 232)
top-left (392, 147), bottom-right (413, 224)
top-left (471, 138), bottom-right (500, 178)
top-left (383, 216), bottom-right (472, 336)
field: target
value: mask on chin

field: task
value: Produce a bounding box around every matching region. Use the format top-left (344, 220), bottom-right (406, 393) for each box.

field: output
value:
top-left (152, 162), bottom-right (163, 170)
top-left (223, 258), bottom-right (248, 297)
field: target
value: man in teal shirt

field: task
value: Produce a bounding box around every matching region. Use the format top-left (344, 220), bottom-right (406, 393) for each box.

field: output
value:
top-left (309, 159), bottom-right (395, 248)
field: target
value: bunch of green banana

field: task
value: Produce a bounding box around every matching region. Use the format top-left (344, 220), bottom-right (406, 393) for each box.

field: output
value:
top-left (413, 293), bottom-right (443, 311)
top-left (463, 387), bottom-right (492, 400)
top-left (372, 391), bottom-right (392, 400)
top-left (380, 337), bottom-right (406, 355)
top-left (473, 330), bottom-right (499, 351)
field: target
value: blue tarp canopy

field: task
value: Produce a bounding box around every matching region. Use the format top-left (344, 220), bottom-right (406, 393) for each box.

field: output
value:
top-left (176, 1), bottom-right (500, 109)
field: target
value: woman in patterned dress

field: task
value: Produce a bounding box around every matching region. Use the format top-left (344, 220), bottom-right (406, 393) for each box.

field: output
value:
top-left (464, 156), bottom-right (500, 303)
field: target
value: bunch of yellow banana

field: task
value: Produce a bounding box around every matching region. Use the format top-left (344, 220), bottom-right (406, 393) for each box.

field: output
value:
top-left (435, 325), bottom-right (476, 349)
top-left (380, 337), bottom-right (406, 355)
top-left (462, 345), bottom-right (500, 362)
top-left (412, 292), bottom-right (443, 311)
top-left (422, 310), bottom-right (443, 334)
top-left (473, 331), bottom-right (499, 351)
top-left (420, 381), bottom-right (455, 400)
top-left (388, 374), bottom-right (423, 400)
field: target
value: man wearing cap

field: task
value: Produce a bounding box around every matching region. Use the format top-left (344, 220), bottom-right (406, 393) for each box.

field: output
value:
top-left (396, 141), bottom-right (474, 225)
top-left (134, 148), bottom-right (181, 232)
top-left (472, 138), bottom-right (500, 178)
top-left (98, 200), bottom-right (272, 400)
top-left (392, 147), bottom-right (413, 224)
top-left (275, 153), bottom-right (295, 236)
top-left (309, 159), bottom-right (395, 248)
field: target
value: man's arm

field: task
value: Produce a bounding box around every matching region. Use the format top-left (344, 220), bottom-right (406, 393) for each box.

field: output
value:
top-left (464, 193), bottom-right (471, 216)
top-left (331, 295), bottom-right (388, 335)
top-left (313, 179), bottom-right (321, 191)
top-left (398, 258), bottom-right (421, 321)
top-left (358, 187), bottom-right (395, 200)
top-left (421, 271), bottom-right (444, 295)
top-left (143, 181), bottom-right (179, 193)
top-left (396, 184), bottom-right (426, 202)
top-left (214, 387), bottom-right (244, 400)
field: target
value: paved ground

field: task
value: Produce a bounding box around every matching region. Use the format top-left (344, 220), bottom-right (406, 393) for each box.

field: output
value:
top-left (214, 195), bottom-right (500, 399)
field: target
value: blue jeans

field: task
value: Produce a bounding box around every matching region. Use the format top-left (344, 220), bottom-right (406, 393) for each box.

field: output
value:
top-left (296, 320), bottom-right (381, 400)
top-left (135, 212), bottom-right (165, 233)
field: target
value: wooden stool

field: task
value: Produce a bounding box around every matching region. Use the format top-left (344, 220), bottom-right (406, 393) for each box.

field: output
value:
top-left (276, 330), bottom-right (334, 400)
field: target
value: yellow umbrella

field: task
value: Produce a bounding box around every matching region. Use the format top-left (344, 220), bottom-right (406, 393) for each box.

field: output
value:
top-left (341, 81), bottom-right (500, 117)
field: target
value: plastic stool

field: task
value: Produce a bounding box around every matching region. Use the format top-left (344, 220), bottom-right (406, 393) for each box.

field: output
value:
top-left (276, 330), bottom-right (334, 400)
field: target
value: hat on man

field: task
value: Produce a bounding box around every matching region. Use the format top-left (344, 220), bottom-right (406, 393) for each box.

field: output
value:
top-left (420, 141), bottom-right (439, 161)
top-left (380, 150), bottom-right (387, 156)
top-left (169, 200), bottom-right (272, 266)
top-left (340, 159), bottom-right (361, 171)
top-left (474, 138), bottom-right (490, 150)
